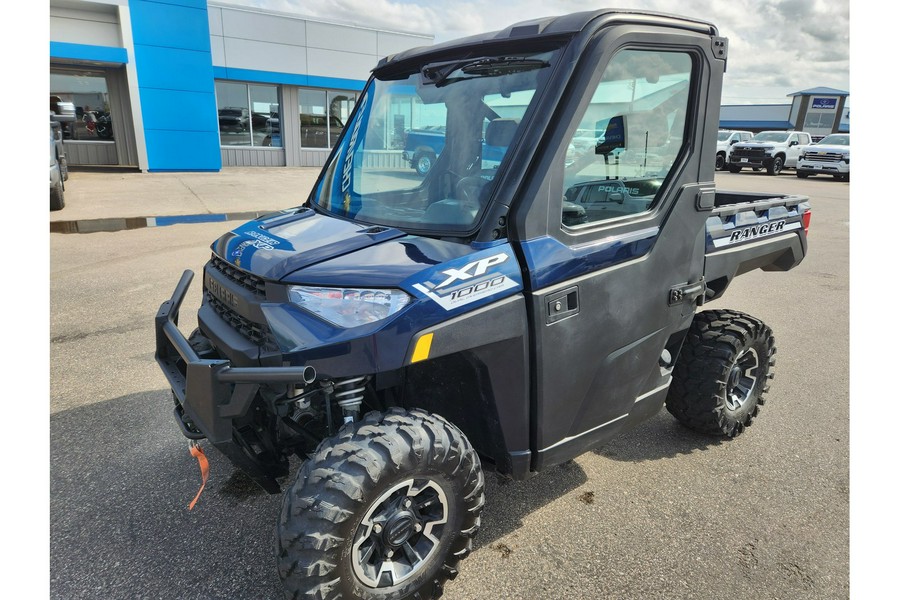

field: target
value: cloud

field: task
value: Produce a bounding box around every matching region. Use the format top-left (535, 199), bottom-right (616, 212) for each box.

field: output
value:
top-left (224, 0), bottom-right (849, 104)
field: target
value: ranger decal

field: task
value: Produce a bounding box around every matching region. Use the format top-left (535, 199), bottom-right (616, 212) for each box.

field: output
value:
top-left (714, 220), bottom-right (801, 248)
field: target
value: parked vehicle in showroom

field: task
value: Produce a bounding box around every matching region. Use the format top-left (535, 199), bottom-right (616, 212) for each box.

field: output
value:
top-left (728, 130), bottom-right (812, 175)
top-left (218, 107), bottom-right (249, 132)
top-left (155, 10), bottom-right (810, 600)
top-left (715, 129), bottom-right (751, 170)
top-left (796, 133), bottom-right (849, 181)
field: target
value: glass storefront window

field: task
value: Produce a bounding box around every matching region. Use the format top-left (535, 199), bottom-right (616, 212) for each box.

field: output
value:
top-left (215, 81), bottom-right (281, 147)
top-left (250, 84), bottom-right (281, 147)
top-left (299, 89), bottom-right (328, 148)
top-left (50, 71), bottom-right (113, 141)
top-left (299, 89), bottom-right (357, 148)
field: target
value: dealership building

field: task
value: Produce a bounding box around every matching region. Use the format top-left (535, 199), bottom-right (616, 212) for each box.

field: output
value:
top-left (49, 0), bottom-right (432, 171)
top-left (50, 0), bottom-right (849, 173)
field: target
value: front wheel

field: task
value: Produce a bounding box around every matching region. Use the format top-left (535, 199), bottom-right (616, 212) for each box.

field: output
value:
top-left (50, 179), bottom-right (65, 211)
top-left (665, 310), bottom-right (775, 438)
top-left (277, 408), bottom-right (484, 600)
top-left (715, 153), bottom-right (725, 171)
top-left (766, 156), bottom-right (784, 175)
top-left (727, 163), bottom-right (742, 173)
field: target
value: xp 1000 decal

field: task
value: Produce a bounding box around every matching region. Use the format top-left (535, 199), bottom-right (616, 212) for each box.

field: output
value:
top-left (408, 247), bottom-right (523, 311)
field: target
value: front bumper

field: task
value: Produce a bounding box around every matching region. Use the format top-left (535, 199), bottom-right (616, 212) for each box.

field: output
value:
top-left (731, 155), bottom-right (773, 169)
top-left (155, 270), bottom-right (316, 491)
top-left (797, 160), bottom-right (849, 176)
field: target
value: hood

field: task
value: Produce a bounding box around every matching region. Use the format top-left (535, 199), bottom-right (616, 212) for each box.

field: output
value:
top-left (735, 142), bottom-right (778, 149)
top-left (805, 144), bottom-right (849, 154)
top-left (212, 208), bottom-right (406, 280)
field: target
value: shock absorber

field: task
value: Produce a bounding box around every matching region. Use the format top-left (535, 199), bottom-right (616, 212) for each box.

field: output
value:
top-left (333, 376), bottom-right (369, 423)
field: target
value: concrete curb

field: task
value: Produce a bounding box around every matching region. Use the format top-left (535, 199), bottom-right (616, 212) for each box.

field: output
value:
top-left (49, 210), bottom-right (281, 234)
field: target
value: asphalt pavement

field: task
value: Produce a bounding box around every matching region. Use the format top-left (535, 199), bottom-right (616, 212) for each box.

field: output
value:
top-left (49, 168), bottom-right (853, 600)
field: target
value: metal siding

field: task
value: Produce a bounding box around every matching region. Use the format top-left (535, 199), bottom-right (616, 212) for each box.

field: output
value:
top-left (208, 6), bottom-right (223, 36)
top-left (221, 148), bottom-right (286, 167)
top-left (50, 10), bottom-right (123, 47)
top-left (108, 68), bottom-right (140, 167)
top-left (281, 86), bottom-right (301, 167)
top-left (210, 35), bottom-right (226, 65)
top-left (66, 142), bottom-right (118, 166)
top-left (306, 47), bottom-right (374, 81)
top-left (222, 37), bottom-right (309, 75)
top-left (307, 22), bottom-right (377, 54)
top-left (221, 7), bottom-right (307, 46)
top-left (377, 31), bottom-right (430, 56)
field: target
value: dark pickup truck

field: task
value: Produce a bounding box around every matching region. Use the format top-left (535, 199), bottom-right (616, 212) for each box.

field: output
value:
top-left (156, 9), bottom-right (809, 600)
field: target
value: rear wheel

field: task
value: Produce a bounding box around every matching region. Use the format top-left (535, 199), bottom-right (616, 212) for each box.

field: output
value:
top-left (665, 310), bottom-right (775, 438)
top-left (414, 152), bottom-right (436, 177)
top-left (277, 408), bottom-right (484, 600)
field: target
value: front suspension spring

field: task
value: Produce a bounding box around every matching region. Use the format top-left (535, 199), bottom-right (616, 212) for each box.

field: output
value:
top-left (333, 375), bottom-right (369, 422)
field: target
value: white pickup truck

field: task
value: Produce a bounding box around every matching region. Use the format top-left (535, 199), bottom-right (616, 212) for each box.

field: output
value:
top-left (728, 130), bottom-right (812, 175)
top-left (715, 129), bottom-right (752, 170)
top-left (796, 133), bottom-right (850, 181)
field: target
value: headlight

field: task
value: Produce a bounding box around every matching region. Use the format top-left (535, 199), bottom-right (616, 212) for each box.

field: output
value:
top-left (799, 153), bottom-right (807, 160)
top-left (287, 286), bottom-right (411, 328)
top-left (842, 154), bottom-right (850, 164)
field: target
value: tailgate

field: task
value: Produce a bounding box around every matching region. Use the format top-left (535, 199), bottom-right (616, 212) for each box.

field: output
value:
top-left (703, 192), bottom-right (810, 300)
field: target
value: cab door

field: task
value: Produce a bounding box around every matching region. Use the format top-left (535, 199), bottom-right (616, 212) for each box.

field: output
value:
top-left (786, 132), bottom-right (802, 167)
top-left (508, 28), bottom-right (724, 470)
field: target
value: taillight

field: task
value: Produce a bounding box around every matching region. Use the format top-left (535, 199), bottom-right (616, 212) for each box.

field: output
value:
top-left (802, 210), bottom-right (812, 234)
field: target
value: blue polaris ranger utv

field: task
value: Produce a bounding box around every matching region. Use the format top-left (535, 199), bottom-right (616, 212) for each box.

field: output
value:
top-left (155, 9), bottom-right (810, 600)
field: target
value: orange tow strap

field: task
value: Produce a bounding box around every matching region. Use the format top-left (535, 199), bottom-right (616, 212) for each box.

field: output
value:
top-left (188, 443), bottom-right (210, 510)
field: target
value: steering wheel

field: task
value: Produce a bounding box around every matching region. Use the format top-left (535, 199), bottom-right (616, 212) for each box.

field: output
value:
top-left (455, 171), bottom-right (495, 205)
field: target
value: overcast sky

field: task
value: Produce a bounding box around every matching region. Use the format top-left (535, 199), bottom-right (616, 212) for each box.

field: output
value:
top-left (224, 0), bottom-right (850, 106)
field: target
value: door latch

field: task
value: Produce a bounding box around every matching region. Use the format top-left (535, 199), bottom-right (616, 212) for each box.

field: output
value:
top-left (668, 278), bottom-right (706, 306)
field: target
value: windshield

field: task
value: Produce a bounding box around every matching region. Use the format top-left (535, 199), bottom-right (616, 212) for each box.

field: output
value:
top-left (717, 131), bottom-right (731, 141)
top-left (818, 134), bottom-right (849, 146)
top-left (751, 132), bottom-right (789, 143)
top-left (311, 49), bottom-right (559, 234)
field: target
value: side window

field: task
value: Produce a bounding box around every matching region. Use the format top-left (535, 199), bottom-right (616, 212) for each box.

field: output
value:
top-left (561, 49), bottom-right (693, 227)
top-left (788, 133), bottom-right (798, 144)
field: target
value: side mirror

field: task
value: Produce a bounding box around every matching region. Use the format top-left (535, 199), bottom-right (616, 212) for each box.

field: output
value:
top-left (789, 140), bottom-right (798, 147)
top-left (595, 115), bottom-right (627, 155)
top-left (730, 139), bottom-right (737, 145)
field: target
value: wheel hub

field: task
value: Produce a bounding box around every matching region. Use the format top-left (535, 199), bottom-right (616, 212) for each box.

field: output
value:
top-left (384, 511), bottom-right (417, 548)
top-left (724, 347), bottom-right (759, 411)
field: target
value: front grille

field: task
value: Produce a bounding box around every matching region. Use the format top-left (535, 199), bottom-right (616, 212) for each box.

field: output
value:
top-left (803, 152), bottom-right (843, 163)
top-left (206, 292), bottom-right (277, 349)
top-left (732, 147), bottom-right (767, 160)
top-left (209, 255), bottom-right (266, 297)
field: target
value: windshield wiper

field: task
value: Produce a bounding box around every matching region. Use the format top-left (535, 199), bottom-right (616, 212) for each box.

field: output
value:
top-left (422, 56), bottom-right (549, 86)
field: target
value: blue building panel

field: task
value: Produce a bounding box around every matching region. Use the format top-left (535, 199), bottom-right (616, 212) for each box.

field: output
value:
top-left (129, 0), bottom-right (212, 52)
top-left (143, 129), bottom-right (222, 171)
top-left (212, 66), bottom-right (367, 91)
top-left (134, 45), bottom-right (215, 92)
top-left (130, 0), bottom-right (220, 171)
top-left (139, 88), bottom-right (219, 132)
top-left (50, 42), bottom-right (128, 64)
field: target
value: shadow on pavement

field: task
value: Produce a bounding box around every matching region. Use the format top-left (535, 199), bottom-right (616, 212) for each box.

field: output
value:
top-left (592, 410), bottom-right (725, 462)
top-left (50, 390), bottom-right (586, 599)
